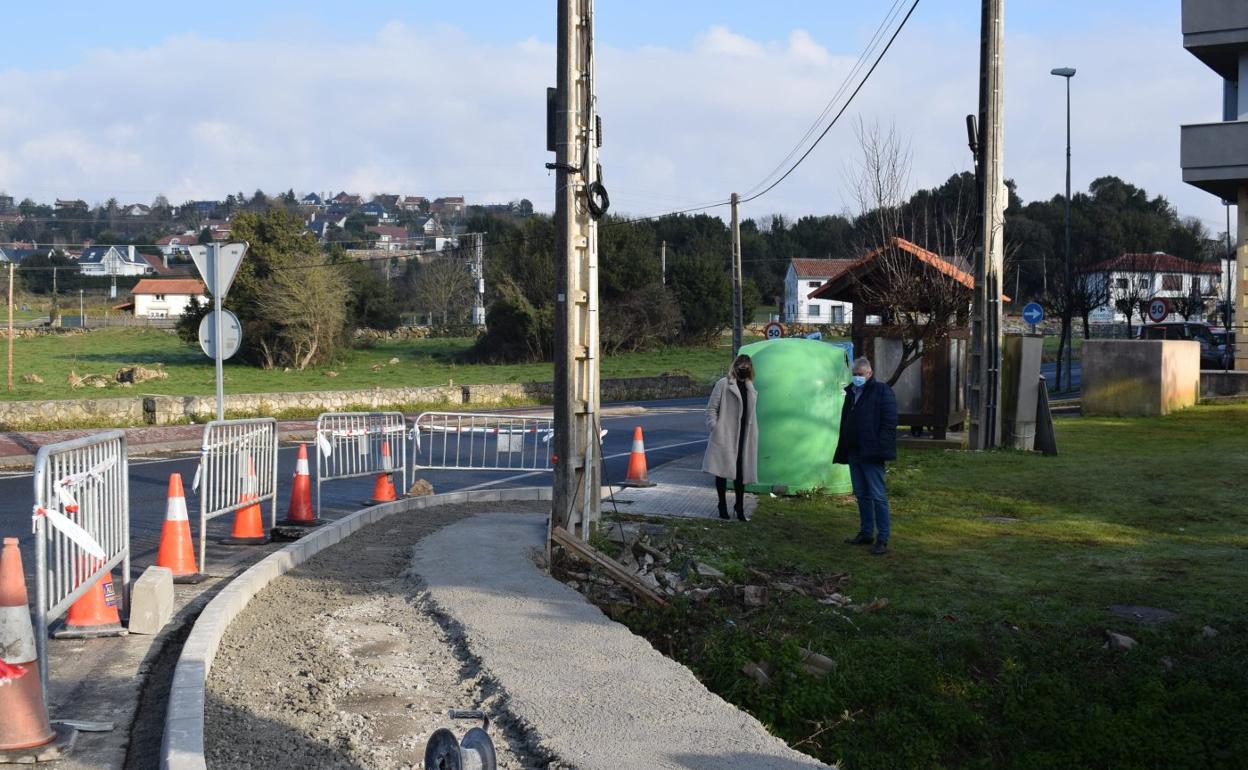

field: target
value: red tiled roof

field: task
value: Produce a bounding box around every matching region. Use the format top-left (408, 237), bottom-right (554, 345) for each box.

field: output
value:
top-left (791, 258), bottom-right (856, 279)
top-left (808, 236), bottom-right (1008, 301)
top-left (1084, 252), bottom-right (1220, 275)
top-left (155, 233), bottom-right (198, 246)
top-left (131, 278), bottom-right (206, 296)
top-left (366, 225), bottom-right (410, 239)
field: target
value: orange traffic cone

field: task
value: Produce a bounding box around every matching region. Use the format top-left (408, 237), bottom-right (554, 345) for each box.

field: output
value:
top-left (156, 474), bottom-right (203, 584)
top-left (279, 444), bottom-right (324, 527)
top-left (366, 441), bottom-right (399, 506)
top-left (53, 568), bottom-right (125, 640)
top-left (0, 537), bottom-right (76, 761)
top-left (220, 456), bottom-right (269, 546)
top-left (619, 426), bottom-right (657, 487)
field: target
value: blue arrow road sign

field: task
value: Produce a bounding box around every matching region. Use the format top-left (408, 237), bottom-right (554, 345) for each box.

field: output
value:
top-left (1022, 302), bottom-right (1044, 326)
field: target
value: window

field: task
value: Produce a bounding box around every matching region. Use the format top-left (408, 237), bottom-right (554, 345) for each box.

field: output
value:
top-left (809, 305), bottom-right (821, 316)
top-left (807, 281), bottom-right (822, 288)
top-left (831, 306), bottom-right (845, 324)
top-left (154, 294), bottom-right (165, 301)
top-left (1161, 274), bottom-right (1183, 291)
top-left (1114, 278), bottom-right (1128, 289)
top-left (1136, 278), bottom-right (1150, 290)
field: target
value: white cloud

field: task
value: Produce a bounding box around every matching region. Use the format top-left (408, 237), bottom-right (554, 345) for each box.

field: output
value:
top-left (0, 16), bottom-right (1227, 234)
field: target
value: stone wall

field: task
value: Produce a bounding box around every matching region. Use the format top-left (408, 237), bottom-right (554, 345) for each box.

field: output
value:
top-left (0, 375), bottom-right (708, 431)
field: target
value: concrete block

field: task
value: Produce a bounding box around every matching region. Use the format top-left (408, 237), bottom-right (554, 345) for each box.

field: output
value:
top-left (1083, 340), bottom-right (1200, 417)
top-left (129, 566), bottom-right (175, 635)
top-left (1201, 370), bottom-right (1248, 398)
top-left (468, 489), bottom-right (504, 503)
top-left (502, 487), bottom-right (545, 502)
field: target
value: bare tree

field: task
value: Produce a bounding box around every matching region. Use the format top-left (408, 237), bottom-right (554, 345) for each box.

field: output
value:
top-left (412, 257), bottom-right (475, 326)
top-left (1107, 253), bottom-right (1161, 337)
top-left (847, 120), bottom-right (972, 386)
top-left (256, 264), bottom-right (350, 370)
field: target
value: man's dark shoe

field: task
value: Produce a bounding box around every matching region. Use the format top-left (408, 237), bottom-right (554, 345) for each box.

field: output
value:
top-left (844, 533), bottom-right (874, 545)
top-left (718, 504), bottom-right (730, 520)
top-left (735, 507), bottom-right (748, 522)
top-left (871, 540), bottom-right (889, 556)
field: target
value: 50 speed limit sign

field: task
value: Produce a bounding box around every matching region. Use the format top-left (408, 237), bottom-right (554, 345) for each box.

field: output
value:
top-left (763, 321), bottom-right (785, 340)
top-left (1146, 297), bottom-right (1170, 324)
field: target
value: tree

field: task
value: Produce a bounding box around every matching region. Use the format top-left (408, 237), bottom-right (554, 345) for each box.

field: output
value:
top-left (411, 257), bottom-right (475, 326)
top-left (848, 120), bottom-right (972, 386)
top-left (255, 264), bottom-right (350, 370)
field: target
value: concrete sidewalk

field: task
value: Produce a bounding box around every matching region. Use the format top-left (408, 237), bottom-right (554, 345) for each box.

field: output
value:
top-left (411, 513), bottom-right (832, 770)
top-left (607, 454), bottom-right (759, 520)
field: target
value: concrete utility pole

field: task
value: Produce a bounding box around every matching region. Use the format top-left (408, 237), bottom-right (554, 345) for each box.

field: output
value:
top-left (7, 262), bottom-right (13, 391)
top-left (730, 193), bottom-right (743, 356)
top-left (660, 240), bottom-right (666, 285)
top-left (473, 232), bottom-right (486, 326)
top-left (968, 0), bottom-right (1005, 450)
top-left (551, 0), bottom-right (602, 539)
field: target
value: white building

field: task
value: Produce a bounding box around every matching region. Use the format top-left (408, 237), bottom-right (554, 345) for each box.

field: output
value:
top-left (79, 245), bottom-right (151, 277)
top-left (1085, 252), bottom-right (1222, 324)
top-left (131, 278), bottom-right (207, 319)
top-left (783, 259), bottom-right (855, 324)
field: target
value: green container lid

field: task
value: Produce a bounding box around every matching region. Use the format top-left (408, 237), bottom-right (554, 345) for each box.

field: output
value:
top-left (737, 338), bottom-right (852, 495)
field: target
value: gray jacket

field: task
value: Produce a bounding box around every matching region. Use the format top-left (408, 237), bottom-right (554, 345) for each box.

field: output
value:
top-left (701, 375), bottom-right (759, 483)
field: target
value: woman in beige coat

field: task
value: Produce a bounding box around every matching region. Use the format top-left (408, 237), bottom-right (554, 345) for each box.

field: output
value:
top-left (702, 354), bottom-right (759, 520)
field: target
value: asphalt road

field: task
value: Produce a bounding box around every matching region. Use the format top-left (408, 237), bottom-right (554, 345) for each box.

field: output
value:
top-left (0, 397), bottom-right (710, 590)
top-left (1041, 360), bottom-right (1082, 396)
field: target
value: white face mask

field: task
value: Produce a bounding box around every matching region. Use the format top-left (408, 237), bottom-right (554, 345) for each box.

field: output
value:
top-left (851, 374), bottom-right (868, 388)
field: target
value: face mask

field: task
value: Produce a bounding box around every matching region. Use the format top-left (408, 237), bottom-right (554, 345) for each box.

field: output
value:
top-left (851, 375), bottom-right (867, 388)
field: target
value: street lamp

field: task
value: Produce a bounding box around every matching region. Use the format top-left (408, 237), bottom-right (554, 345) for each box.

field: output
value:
top-left (1051, 66), bottom-right (1076, 391)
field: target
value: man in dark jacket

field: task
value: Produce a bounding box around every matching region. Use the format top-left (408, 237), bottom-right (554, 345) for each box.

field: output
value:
top-left (833, 356), bottom-right (898, 555)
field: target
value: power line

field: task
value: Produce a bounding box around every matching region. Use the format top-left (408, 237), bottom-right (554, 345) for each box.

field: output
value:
top-left (740, 0), bottom-right (922, 206)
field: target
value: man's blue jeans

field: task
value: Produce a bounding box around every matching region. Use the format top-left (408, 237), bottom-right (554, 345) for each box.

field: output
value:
top-left (848, 457), bottom-right (891, 542)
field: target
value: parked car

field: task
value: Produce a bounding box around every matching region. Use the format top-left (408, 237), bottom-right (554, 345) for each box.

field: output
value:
top-left (1139, 322), bottom-right (1231, 368)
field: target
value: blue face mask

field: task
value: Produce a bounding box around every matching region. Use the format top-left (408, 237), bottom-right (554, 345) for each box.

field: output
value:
top-left (851, 375), bottom-right (867, 388)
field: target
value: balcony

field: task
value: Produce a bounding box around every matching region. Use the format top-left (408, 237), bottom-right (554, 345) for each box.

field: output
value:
top-left (1181, 120), bottom-right (1248, 198)
top-left (1183, 0), bottom-right (1248, 77)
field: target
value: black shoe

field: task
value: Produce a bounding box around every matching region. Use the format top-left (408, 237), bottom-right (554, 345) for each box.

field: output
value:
top-left (871, 540), bottom-right (889, 556)
top-left (735, 507), bottom-right (747, 522)
top-left (718, 505), bottom-right (730, 520)
top-left (844, 533), bottom-right (874, 545)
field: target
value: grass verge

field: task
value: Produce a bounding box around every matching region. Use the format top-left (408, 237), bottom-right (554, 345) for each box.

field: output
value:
top-left (596, 404), bottom-right (1248, 769)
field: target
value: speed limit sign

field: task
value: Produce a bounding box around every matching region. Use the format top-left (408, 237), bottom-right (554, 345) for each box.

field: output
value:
top-left (1146, 297), bottom-right (1170, 324)
top-left (764, 321), bottom-right (785, 339)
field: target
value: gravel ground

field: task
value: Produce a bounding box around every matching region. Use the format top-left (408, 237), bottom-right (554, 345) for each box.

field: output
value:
top-left (205, 502), bottom-right (554, 770)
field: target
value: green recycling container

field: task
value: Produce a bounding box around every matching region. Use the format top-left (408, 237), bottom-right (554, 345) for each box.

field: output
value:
top-left (737, 338), bottom-right (852, 495)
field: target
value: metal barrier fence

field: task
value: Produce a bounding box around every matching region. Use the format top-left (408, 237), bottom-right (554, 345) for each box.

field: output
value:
top-left (32, 430), bottom-right (130, 689)
top-left (412, 411), bottom-right (555, 473)
top-left (315, 412), bottom-right (409, 517)
top-left (194, 418), bottom-right (279, 570)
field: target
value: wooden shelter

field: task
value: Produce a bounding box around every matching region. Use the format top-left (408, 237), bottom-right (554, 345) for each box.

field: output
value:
top-left (809, 237), bottom-right (985, 439)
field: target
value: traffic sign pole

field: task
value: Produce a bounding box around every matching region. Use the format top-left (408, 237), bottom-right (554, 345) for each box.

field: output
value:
top-left (212, 242), bottom-right (224, 421)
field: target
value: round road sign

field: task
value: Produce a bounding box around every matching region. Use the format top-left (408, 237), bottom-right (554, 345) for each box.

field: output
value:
top-left (763, 321), bottom-right (785, 340)
top-left (1146, 297), bottom-right (1170, 324)
top-left (1022, 302), bottom-right (1044, 326)
top-left (198, 309), bottom-right (243, 360)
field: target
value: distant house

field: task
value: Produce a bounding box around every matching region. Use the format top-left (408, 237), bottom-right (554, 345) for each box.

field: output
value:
top-left (366, 224), bottom-right (412, 251)
top-left (130, 278), bottom-right (207, 319)
top-left (155, 233), bottom-right (199, 259)
top-left (332, 192), bottom-right (362, 207)
top-left (372, 194), bottom-right (400, 210)
top-left (414, 215), bottom-right (444, 237)
top-left (397, 195), bottom-right (427, 212)
top-left (121, 203), bottom-right (151, 217)
top-left (431, 196), bottom-right (465, 217)
top-left (358, 201), bottom-right (394, 223)
top-left (202, 220), bottom-right (232, 241)
top-left (188, 200), bottom-right (220, 218)
top-left (55, 199), bottom-right (87, 211)
top-left (79, 245), bottom-right (151, 277)
top-left (0, 195), bottom-right (14, 212)
top-left (0, 246), bottom-right (50, 263)
top-left (1085, 252), bottom-right (1222, 324)
top-left (300, 193), bottom-right (325, 209)
top-left (783, 259), bottom-right (856, 324)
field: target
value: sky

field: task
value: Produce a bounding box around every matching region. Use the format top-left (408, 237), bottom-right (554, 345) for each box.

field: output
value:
top-left (0, 0), bottom-right (1229, 231)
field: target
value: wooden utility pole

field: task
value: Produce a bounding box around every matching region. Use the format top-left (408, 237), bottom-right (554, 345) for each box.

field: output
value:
top-left (660, 240), bottom-right (666, 285)
top-left (7, 263), bottom-right (13, 391)
top-left (969, 0), bottom-right (1005, 450)
top-left (551, 0), bottom-right (601, 539)
top-left (730, 192), bottom-right (743, 356)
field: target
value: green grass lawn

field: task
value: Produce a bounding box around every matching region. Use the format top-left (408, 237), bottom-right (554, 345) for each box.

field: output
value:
top-left (0, 328), bottom-right (745, 402)
top-left (602, 404), bottom-right (1248, 769)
